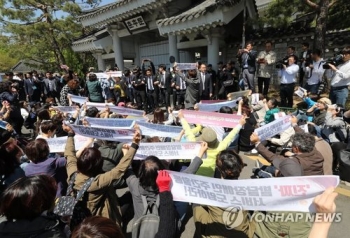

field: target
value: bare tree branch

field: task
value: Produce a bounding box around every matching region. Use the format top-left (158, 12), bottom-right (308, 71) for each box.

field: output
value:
top-left (304, 0), bottom-right (320, 9)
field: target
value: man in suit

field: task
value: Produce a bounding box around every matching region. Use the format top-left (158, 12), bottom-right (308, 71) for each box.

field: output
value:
top-left (198, 64), bottom-right (213, 100)
top-left (157, 64), bottom-right (173, 110)
top-left (237, 41), bottom-right (257, 92)
top-left (299, 42), bottom-right (312, 86)
top-left (132, 67), bottom-right (147, 111)
top-left (144, 67), bottom-right (159, 113)
top-left (24, 72), bottom-right (42, 102)
top-left (43, 71), bottom-right (59, 103)
top-left (174, 67), bottom-right (186, 107)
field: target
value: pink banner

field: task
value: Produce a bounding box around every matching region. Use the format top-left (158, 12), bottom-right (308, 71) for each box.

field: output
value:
top-left (200, 100), bottom-right (227, 104)
top-left (183, 110), bottom-right (241, 128)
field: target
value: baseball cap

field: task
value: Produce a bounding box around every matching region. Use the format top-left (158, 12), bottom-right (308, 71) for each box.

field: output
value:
top-left (272, 157), bottom-right (303, 177)
top-left (197, 127), bottom-right (219, 149)
top-left (318, 97), bottom-right (331, 105)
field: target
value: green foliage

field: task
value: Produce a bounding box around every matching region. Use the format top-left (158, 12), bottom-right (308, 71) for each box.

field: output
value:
top-left (0, 0), bottom-right (101, 73)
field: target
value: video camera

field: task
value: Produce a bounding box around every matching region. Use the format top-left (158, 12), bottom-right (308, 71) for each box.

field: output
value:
top-left (275, 57), bottom-right (288, 69)
top-left (323, 54), bottom-right (344, 69)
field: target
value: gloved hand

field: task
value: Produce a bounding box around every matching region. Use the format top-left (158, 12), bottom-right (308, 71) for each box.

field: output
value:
top-left (156, 170), bottom-right (172, 192)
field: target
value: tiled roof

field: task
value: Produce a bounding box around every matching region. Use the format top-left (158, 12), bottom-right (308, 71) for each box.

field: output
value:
top-left (156, 0), bottom-right (243, 27)
top-left (77, 0), bottom-right (133, 21)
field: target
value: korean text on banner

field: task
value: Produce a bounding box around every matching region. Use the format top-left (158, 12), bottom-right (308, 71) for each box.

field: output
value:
top-left (86, 117), bottom-right (135, 128)
top-left (134, 142), bottom-right (203, 160)
top-left (227, 90), bottom-right (251, 100)
top-left (138, 121), bottom-right (182, 138)
top-left (254, 115), bottom-right (291, 141)
top-left (168, 171), bottom-right (339, 212)
top-left (95, 73), bottom-right (109, 81)
top-left (176, 63), bottom-right (197, 70)
top-left (68, 94), bottom-right (88, 105)
top-left (108, 71), bottom-right (123, 78)
top-left (69, 124), bottom-right (134, 142)
top-left (53, 106), bottom-right (77, 114)
top-left (86, 102), bottom-right (114, 111)
top-left (109, 106), bottom-right (144, 116)
top-left (198, 98), bottom-right (241, 112)
top-left (46, 135), bottom-right (91, 153)
top-left (182, 110), bottom-right (241, 128)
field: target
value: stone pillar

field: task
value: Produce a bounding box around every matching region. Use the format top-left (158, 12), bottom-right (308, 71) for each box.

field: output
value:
top-left (109, 24), bottom-right (124, 70)
top-left (207, 33), bottom-right (220, 71)
top-left (168, 34), bottom-right (179, 64)
top-left (94, 50), bottom-right (105, 71)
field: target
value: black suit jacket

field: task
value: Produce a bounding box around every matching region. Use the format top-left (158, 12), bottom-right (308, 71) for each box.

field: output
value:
top-left (299, 50), bottom-right (312, 71)
top-left (199, 72), bottom-right (213, 96)
top-left (238, 50), bottom-right (257, 74)
top-left (144, 75), bottom-right (159, 93)
top-left (157, 71), bottom-right (173, 93)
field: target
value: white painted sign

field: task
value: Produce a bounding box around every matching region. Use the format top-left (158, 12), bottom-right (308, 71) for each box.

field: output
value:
top-left (254, 116), bottom-right (291, 141)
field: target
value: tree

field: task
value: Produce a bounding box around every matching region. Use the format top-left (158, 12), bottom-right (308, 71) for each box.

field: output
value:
top-left (0, 0), bottom-right (100, 71)
top-left (261, 0), bottom-right (350, 55)
top-left (0, 35), bottom-right (19, 72)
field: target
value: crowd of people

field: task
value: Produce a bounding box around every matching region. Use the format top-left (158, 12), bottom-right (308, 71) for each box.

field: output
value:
top-left (0, 45), bottom-right (349, 238)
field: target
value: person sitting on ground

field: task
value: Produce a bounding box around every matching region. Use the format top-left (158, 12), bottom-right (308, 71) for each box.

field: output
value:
top-left (290, 116), bottom-right (333, 175)
top-left (250, 131), bottom-right (324, 176)
top-left (63, 123), bottom-right (141, 226)
top-left (36, 120), bottom-right (57, 139)
top-left (306, 97), bottom-right (331, 126)
top-left (193, 150), bottom-right (255, 238)
top-left (125, 142), bottom-right (208, 222)
top-left (0, 175), bottom-right (65, 237)
top-left (322, 104), bottom-right (347, 143)
top-left (263, 98), bottom-right (279, 124)
top-left (251, 94), bottom-right (266, 123)
top-left (23, 138), bottom-right (68, 197)
top-left (178, 110), bottom-right (247, 177)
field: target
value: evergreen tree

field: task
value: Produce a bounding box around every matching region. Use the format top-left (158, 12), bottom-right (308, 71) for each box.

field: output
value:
top-left (261, 0), bottom-right (350, 55)
top-left (0, 0), bottom-right (100, 71)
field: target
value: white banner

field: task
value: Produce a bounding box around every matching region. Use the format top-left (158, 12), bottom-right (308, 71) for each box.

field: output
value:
top-left (168, 171), bottom-right (339, 212)
top-left (176, 63), bottom-right (197, 70)
top-left (46, 135), bottom-right (91, 153)
top-left (251, 93), bottom-right (259, 105)
top-left (68, 94), bottom-right (88, 105)
top-left (53, 106), bottom-right (77, 114)
top-left (69, 124), bottom-right (134, 142)
top-left (86, 117), bottom-right (135, 128)
top-left (95, 73), bottom-right (109, 81)
top-left (227, 90), bottom-right (251, 100)
top-left (254, 116), bottom-right (291, 141)
top-left (198, 98), bottom-right (241, 112)
top-left (109, 106), bottom-right (144, 116)
top-left (108, 71), bottom-right (123, 78)
top-left (86, 102), bottom-right (114, 111)
top-left (134, 142), bottom-right (203, 160)
top-left (138, 121), bottom-right (182, 138)
top-left (295, 87), bottom-right (307, 98)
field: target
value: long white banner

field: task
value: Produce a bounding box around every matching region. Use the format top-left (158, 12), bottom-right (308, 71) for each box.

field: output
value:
top-left (68, 94), bottom-right (88, 105)
top-left (108, 106), bottom-right (144, 116)
top-left (176, 63), bottom-right (197, 70)
top-left (254, 115), bottom-right (291, 141)
top-left (46, 135), bottom-right (91, 153)
top-left (86, 102), bottom-right (114, 110)
top-left (198, 98), bottom-right (241, 112)
top-left (69, 124), bottom-right (134, 142)
top-left (168, 171), bottom-right (339, 212)
top-left (134, 142), bottom-right (203, 160)
top-left (138, 121), bottom-right (182, 138)
top-left (85, 117), bottom-right (135, 128)
top-left (53, 106), bottom-right (77, 114)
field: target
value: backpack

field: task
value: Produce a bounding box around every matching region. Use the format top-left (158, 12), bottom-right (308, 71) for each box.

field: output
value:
top-left (53, 172), bottom-right (94, 231)
top-left (132, 195), bottom-right (160, 238)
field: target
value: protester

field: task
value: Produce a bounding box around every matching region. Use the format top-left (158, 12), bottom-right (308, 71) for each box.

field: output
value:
top-left (263, 98), bottom-right (279, 124)
top-left (85, 74), bottom-right (104, 103)
top-left (60, 79), bottom-right (80, 106)
top-left (24, 138), bottom-right (68, 197)
top-left (306, 97), bottom-right (331, 126)
top-left (63, 123), bottom-right (141, 225)
top-left (0, 175), bottom-right (65, 237)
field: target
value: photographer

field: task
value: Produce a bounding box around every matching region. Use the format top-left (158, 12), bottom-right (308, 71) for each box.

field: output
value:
top-left (304, 49), bottom-right (326, 94)
top-left (278, 55), bottom-right (299, 107)
top-left (329, 46), bottom-right (350, 108)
